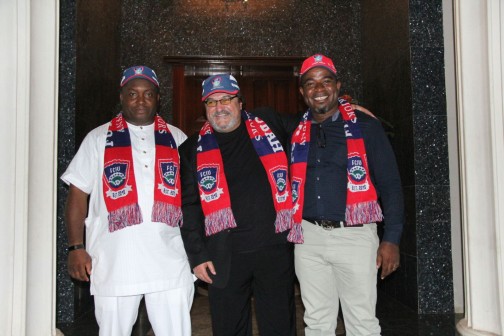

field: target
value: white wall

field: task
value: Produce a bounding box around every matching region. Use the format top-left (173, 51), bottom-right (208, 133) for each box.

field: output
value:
top-left (455, 0), bottom-right (504, 335)
top-left (0, 0), bottom-right (59, 335)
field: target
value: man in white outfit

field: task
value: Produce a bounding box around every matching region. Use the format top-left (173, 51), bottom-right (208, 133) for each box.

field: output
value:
top-left (62, 65), bottom-right (194, 336)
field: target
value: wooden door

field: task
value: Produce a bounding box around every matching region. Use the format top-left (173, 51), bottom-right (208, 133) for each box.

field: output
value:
top-left (165, 56), bottom-right (306, 136)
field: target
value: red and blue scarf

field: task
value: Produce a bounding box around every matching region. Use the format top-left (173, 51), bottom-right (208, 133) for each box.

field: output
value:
top-left (102, 113), bottom-right (182, 232)
top-left (196, 110), bottom-right (295, 239)
top-left (290, 98), bottom-right (383, 242)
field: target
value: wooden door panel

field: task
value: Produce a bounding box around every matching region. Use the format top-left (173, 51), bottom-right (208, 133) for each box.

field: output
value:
top-left (165, 56), bottom-right (306, 135)
top-left (183, 76), bottom-right (207, 136)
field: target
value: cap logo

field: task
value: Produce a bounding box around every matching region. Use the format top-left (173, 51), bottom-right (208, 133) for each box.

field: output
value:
top-left (120, 65), bottom-right (159, 87)
top-left (300, 54), bottom-right (337, 78)
top-left (212, 77), bottom-right (222, 88)
top-left (201, 74), bottom-right (240, 101)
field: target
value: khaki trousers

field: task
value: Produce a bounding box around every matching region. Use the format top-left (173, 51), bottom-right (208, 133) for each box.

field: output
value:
top-left (295, 220), bottom-right (381, 336)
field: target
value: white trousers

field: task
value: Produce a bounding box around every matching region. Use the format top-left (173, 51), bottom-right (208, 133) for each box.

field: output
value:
top-left (94, 284), bottom-right (194, 336)
top-left (295, 220), bottom-right (380, 336)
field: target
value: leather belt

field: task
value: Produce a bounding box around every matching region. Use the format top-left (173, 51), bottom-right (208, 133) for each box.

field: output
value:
top-left (303, 218), bottom-right (363, 230)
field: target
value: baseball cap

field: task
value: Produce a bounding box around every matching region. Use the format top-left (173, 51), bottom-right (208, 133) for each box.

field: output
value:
top-left (120, 66), bottom-right (159, 87)
top-left (299, 54), bottom-right (337, 78)
top-left (201, 74), bottom-right (240, 102)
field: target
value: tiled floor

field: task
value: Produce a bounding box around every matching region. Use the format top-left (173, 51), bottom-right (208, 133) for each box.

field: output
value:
top-left (58, 289), bottom-right (462, 335)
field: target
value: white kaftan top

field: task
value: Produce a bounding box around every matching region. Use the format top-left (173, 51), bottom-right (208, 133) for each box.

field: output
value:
top-left (61, 120), bottom-right (194, 296)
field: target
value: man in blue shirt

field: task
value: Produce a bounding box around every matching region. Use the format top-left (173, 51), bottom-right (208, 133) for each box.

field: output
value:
top-left (291, 54), bottom-right (404, 336)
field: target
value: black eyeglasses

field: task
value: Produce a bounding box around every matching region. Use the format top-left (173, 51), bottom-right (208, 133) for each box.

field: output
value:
top-left (204, 95), bottom-right (238, 107)
top-left (317, 124), bottom-right (326, 148)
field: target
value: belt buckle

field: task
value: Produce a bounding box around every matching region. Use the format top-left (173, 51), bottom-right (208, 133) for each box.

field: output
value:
top-left (318, 220), bottom-right (342, 230)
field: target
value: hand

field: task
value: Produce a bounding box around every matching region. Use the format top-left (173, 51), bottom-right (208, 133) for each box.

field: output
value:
top-left (67, 249), bottom-right (92, 282)
top-left (376, 241), bottom-right (400, 279)
top-left (193, 261), bottom-right (216, 284)
top-left (352, 104), bottom-right (377, 119)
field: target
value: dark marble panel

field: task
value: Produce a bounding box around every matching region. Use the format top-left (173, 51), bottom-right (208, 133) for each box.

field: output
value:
top-left (360, 0), bottom-right (414, 190)
top-left (378, 293), bottom-right (459, 336)
top-left (393, 117), bottom-right (415, 187)
top-left (409, 0), bottom-right (444, 48)
top-left (417, 220), bottom-right (452, 259)
top-left (401, 186), bottom-right (417, 256)
top-left (383, 253), bottom-right (419, 311)
top-left (418, 256), bottom-right (454, 314)
top-left (75, 0), bottom-right (122, 145)
top-left (411, 46), bottom-right (446, 117)
top-left (401, 254), bottom-right (419, 311)
top-left (415, 185), bottom-right (451, 224)
top-left (413, 115), bottom-right (449, 185)
top-left (417, 314), bottom-right (458, 336)
top-left (57, 0), bottom-right (77, 324)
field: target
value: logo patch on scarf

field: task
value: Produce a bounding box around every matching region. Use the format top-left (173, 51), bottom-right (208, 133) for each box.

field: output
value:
top-left (291, 177), bottom-right (302, 214)
top-left (347, 154), bottom-right (370, 192)
top-left (157, 160), bottom-right (179, 197)
top-left (270, 167), bottom-right (289, 203)
top-left (198, 165), bottom-right (224, 202)
top-left (104, 160), bottom-right (133, 199)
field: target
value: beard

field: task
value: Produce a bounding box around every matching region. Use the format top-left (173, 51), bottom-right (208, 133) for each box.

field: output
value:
top-left (208, 114), bottom-right (240, 133)
top-left (312, 106), bottom-right (329, 114)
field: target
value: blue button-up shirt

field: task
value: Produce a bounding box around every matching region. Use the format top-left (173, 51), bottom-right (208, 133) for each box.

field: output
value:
top-left (302, 110), bottom-right (404, 244)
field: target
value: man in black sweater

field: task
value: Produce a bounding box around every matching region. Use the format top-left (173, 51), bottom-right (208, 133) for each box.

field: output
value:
top-left (179, 74), bottom-right (298, 335)
top-left (292, 54), bottom-right (404, 336)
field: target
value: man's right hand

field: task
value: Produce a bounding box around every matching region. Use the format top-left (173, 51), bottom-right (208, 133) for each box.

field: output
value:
top-left (193, 261), bottom-right (216, 284)
top-left (68, 249), bottom-right (92, 282)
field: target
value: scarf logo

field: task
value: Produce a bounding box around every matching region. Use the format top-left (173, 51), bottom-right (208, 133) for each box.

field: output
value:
top-left (347, 154), bottom-right (370, 192)
top-left (270, 167), bottom-right (289, 203)
top-left (104, 160), bottom-right (133, 199)
top-left (198, 165), bottom-right (224, 202)
top-left (291, 177), bottom-right (302, 213)
top-left (157, 160), bottom-right (179, 197)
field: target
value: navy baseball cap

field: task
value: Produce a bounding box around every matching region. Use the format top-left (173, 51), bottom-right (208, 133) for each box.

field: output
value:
top-left (201, 74), bottom-right (240, 102)
top-left (120, 66), bottom-right (159, 87)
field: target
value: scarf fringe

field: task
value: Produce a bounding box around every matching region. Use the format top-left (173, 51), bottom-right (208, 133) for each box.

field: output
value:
top-left (345, 201), bottom-right (383, 225)
top-left (287, 223), bottom-right (304, 244)
top-left (108, 203), bottom-right (143, 232)
top-left (205, 207), bottom-right (237, 236)
top-left (152, 201), bottom-right (182, 227)
top-left (274, 209), bottom-right (294, 233)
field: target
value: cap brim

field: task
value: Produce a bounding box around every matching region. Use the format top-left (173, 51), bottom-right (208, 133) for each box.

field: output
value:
top-left (299, 65), bottom-right (337, 81)
top-left (201, 89), bottom-right (240, 102)
top-left (121, 75), bottom-right (159, 87)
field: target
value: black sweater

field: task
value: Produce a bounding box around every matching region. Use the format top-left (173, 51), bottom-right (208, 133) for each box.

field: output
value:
top-left (179, 108), bottom-right (297, 277)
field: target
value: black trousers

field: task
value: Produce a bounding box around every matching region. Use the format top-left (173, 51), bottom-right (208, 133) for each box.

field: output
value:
top-left (208, 244), bottom-right (296, 336)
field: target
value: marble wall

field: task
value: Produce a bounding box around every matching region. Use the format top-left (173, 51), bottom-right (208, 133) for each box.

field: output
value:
top-left (362, 0), bottom-right (453, 314)
top-left (57, 0), bottom-right (76, 323)
top-left (120, 0), bottom-right (363, 123)
top-left (56, 0), bottom-right (453, 323)
top-left (409, 0), bottom-right (453, 314)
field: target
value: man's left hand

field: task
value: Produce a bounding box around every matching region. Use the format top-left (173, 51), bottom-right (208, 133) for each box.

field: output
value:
top-left (376, 241), bottom-right (400, 279)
